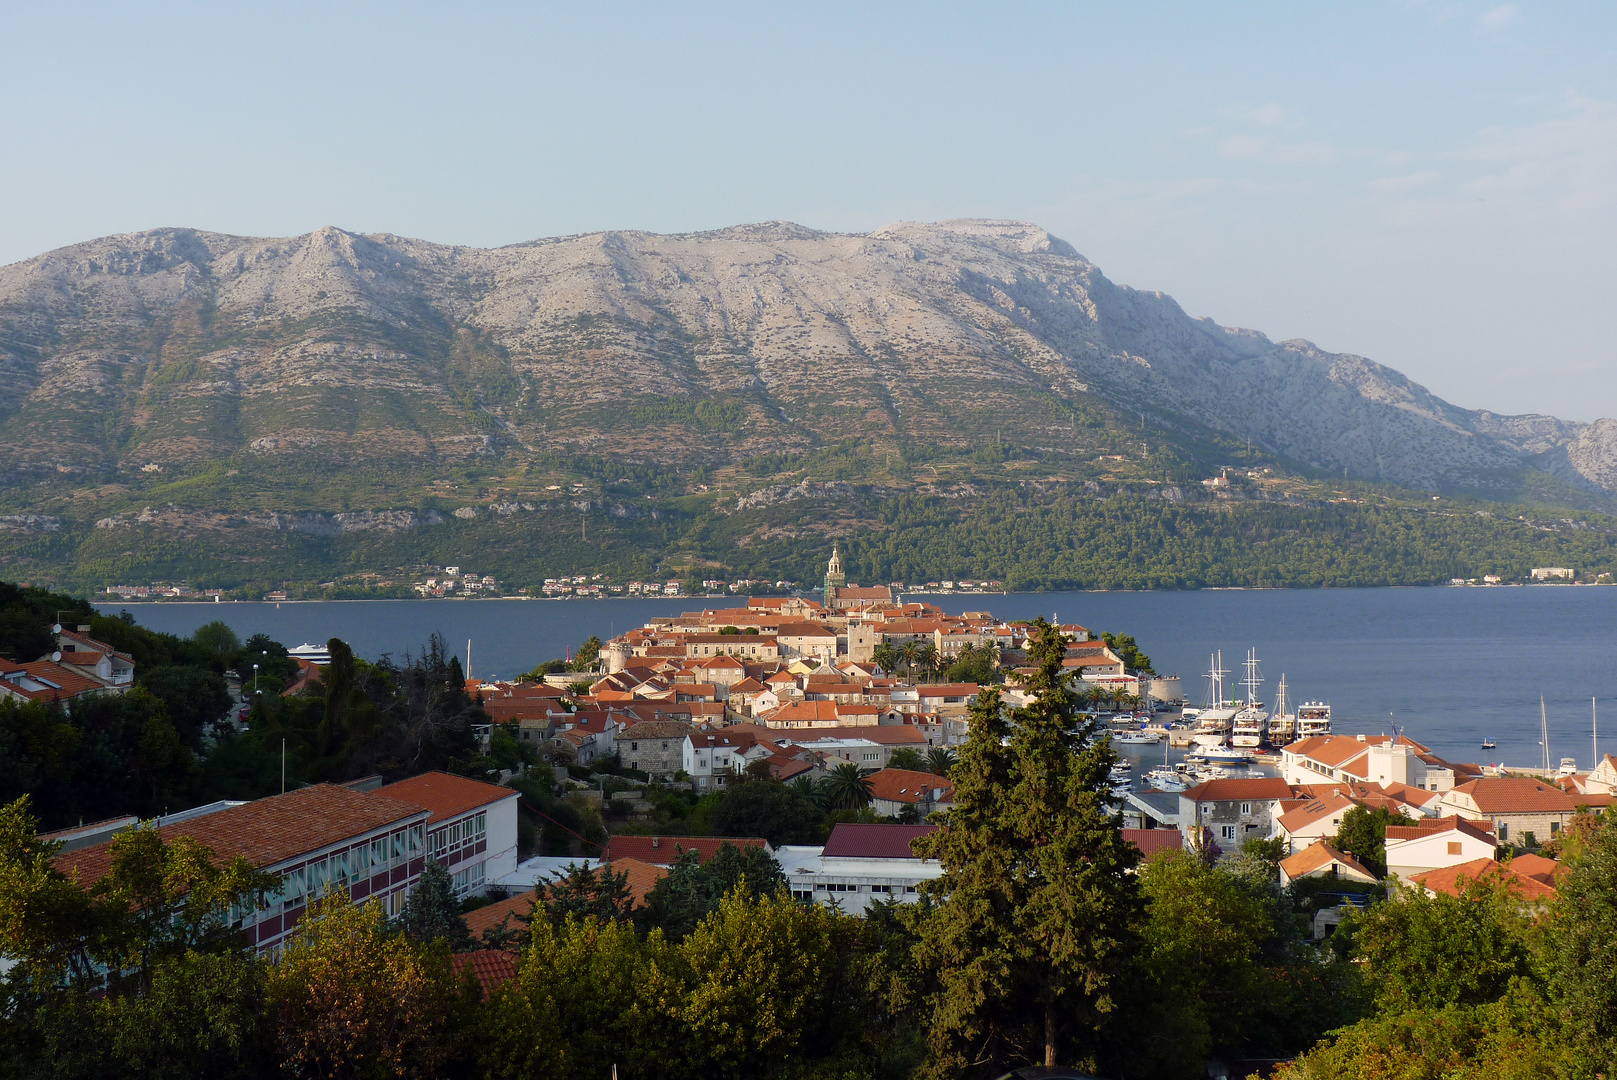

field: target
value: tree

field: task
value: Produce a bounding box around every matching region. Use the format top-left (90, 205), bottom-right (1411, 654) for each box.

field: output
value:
top-left (266, 893), bottom-right (457, 1078)
top-left (710, 777), bottom-right (821, 845)
top-left (569, 635), bottom-right (603, 672)
top-left (190, 620), bottom-right (243, 666)
top-left (1540, 809), bottom-right (1617, 1075)
top-left (872, 643), bottom-right (900, 675)
top-left (915, 617), bottom-right (1143, 1075)
top-left (538, 862), bottom-right (633, 928)
top-left (887, 747), bottom-right (926, 772)
top-left (1352, 877), bottom-right (1531, 1013)
top-left (680, 888), bottom-right (862, 1080)
top-left (1333, 805), bottom-right (1412, 878)
top-left (136, 665), bottom-right (233, 747)
top-left (926, 746), bottom-right (958, 777)
top-left (397, 858), bottom-right (472, 947)
top-left (1101, 632), bottom-right (1155, 676)
top-left (820, 762), bottom-right (875, 810)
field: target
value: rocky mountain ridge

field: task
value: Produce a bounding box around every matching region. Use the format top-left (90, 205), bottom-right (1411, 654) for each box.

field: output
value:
top-left (1, 218), bottom-right (1612, 498)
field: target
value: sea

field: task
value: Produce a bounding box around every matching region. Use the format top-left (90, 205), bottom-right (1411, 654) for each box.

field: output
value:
top-left (98, 586), bottom-right (1617, 773)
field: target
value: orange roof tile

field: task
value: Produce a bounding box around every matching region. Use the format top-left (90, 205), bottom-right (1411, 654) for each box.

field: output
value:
top-left (600, 835), bottom-right (768, 866)
top-left (376, 772), bottom-right (517, 825)
top-left (1280, 840), bottom-right (1376, 882)
top-left (865, 768), bottom-right (954, 805)
top-left (465, 891), bottom-right (538, 938)
top-left (54, 784), bottom-right (427, 884)
top-left (1413, 857), bottom-right (1559, 901)
top-left (1450, 777), bottom-right (1577, 814)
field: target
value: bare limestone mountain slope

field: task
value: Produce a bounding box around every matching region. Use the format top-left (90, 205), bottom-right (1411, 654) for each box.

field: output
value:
top-left (0, 218), bottom-right (1608, 497)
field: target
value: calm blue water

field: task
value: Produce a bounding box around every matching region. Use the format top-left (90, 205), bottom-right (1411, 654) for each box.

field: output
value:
top-left (98, 586), bottom-right (1617, 771)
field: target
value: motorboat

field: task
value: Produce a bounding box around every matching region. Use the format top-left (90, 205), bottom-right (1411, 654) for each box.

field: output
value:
top-left (1296, 701), bottom-right (1333, 738)
top-left (1189, 745), bottom-right (1255, 766)
top-left (1480, 738), bottom-right (1497, 751)
top-left (1116, 730), bottom-right (1162, 745)
top-left (1144, 767), bottom-right (1186, 792)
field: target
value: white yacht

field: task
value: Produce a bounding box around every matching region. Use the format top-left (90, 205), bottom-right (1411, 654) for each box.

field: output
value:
top-left (1267, 675), bottom-right (1296, 745)
top-left (1191, 652), bottom-right (1240, 749)
top-left (1296, 701), bottom-right (1333, 738)
top-left (287, 642), bottom-right (332, 665)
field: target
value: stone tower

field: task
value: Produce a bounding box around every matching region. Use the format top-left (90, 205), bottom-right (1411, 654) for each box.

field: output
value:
top-left (824, 543), bottom-right (847, 601)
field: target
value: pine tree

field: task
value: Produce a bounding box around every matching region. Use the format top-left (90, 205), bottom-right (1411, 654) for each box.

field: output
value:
top-left (915, 617), bottom-right (1142, 1076)
top-left (397, 858), bottom-right (470, 947)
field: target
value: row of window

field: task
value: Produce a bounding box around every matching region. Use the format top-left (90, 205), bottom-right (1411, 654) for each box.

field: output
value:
top-left (430, 812), bottom-right (487, 859)
top-left (452, 861), bottom-right (487, 897)
top-left (260, 823), bottom-right (424, 912)
top-left (816, 882), bottom-right (919, 894)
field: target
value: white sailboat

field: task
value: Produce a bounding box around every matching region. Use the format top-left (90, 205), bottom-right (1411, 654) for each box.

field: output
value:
top-left (1192, 652), bottom-right (1239, 750)
top-left (1230, 648), bottom-right (1268, 749)
top-left (1267, 675), bottom-right (1296, 745)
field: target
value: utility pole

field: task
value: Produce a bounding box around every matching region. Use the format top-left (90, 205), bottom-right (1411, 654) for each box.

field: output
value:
top-left (281, 738), bottom-right (286, 795)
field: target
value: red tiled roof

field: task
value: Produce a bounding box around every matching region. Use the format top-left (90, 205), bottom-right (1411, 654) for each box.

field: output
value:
top-left (918, 684), bottom-right (986, 698)
top-left (1183, 777), bottom-right (1295, 803)
top-left (376, 772), bottom-right (517, 825)
top-left (1413, 857), bottom-right (1559, 901)
top-left (451, 951), bottom-right (519, 998)
top-left (1386, 817), bottom-right (1496, 843)
top-left (787, 725), bottom-right (928, 746)
top-left (54, 784), bottom-right (427, 884)
top-left (1123, 829), bottom-right (1183, 857)
top-left (1280, 840), bottom-right (1376, 882)
top-left (766, 701), bottom-right (841, 723)
top-left (822, 823), bottom-right (937, 859)
top-left (866, 768), bottom-right (954, 805)
top-left (1277, 792), bottom-right (1356, 833)
top-left (600, 835), bottom-right (768, 866)
top-left (603, 857), bottom-right (669, 905)
top-left (1449, 777), bottom-right (1577, 814)
top-left (465, 891), bottom-right (538, 938)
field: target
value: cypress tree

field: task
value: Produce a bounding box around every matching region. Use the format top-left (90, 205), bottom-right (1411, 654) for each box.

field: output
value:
top-left (915, 617), bottom-right (1142, 1075)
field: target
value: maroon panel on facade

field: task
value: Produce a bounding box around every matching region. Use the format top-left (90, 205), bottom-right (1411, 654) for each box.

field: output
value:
top-left (391, 865), bottom-right (406, 886)
top-left (409, 857), bottom-right (424, 875)
top-left (449, 848), bottom-right (464, 867)
top-left (474, 839), bottom-right (485, 856)
top-left (284, 906), bottom-right (305, 931)
top-left (351, 879), bottom-right (370, 899)
top-left (259, 914), bottom-right (282, 939)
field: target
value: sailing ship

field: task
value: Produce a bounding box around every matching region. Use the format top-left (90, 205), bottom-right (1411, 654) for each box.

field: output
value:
top-left (1230, 649), bottom-right (1268, 749)
top-left (1191, 652), bottom-right (1240, 749)
top-left (1267, 675), bottom-right (1296, 745)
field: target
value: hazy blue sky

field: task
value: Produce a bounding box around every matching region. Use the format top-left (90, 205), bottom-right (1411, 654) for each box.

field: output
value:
top-left (3, 2), bottom-right (1613, 418)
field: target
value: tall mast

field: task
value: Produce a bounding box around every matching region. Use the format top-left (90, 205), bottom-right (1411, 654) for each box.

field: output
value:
top-left (1541, 696), bottom-right (1551, 772)
top-left (1240, 648), bottom-right (1263, 707)
top-left (1595, 697), bottom-right (1599, 769)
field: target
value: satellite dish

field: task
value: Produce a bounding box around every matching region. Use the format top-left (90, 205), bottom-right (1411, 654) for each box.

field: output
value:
top-left (51, 651), bottom-right (62, 662)
top-left (51, 623), bottom-right (62, 633)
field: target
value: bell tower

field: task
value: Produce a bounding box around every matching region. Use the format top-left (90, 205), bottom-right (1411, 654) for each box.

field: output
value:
top-left (824, 543), bottom-right (846, 603)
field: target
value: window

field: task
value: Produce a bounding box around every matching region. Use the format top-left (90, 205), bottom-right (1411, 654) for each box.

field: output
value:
top-left (1239, 802), bottom-right (1252, 816)
top-left (391, 832), bottom-right (405, 861)
top-left (1221, 825), bottom-right (1236, 841)
top-left (409, 825), bottom-right (423, 853)
top-left (333, 850), bottom-right (350, 888)
top-left (372, 837), bottom-right (388, 869)
top-left (1448, 841), bottom-right (1462, 855)
top-left (1551, 821), bottom-right (1561, 834)
top-left (353, 844), bottom-right (369, 874)
top-left (1498, 823), bottom-right (1509, 841)
top-left (287, 866), bottom-right (307, 902)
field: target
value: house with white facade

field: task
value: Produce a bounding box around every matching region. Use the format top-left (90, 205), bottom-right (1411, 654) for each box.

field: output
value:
top-left (377, 772), bottom-right (520, 899)
top-left (1437, 777), bottom-right (1575, 846)
top-left (778, 823), bottom-right (944, 915)
top-left (1179, 777), bottom-right (1295, 847)
top-left (1384, 817), bottom-right (1499, 883)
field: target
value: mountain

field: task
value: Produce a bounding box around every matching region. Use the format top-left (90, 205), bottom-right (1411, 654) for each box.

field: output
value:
top-left (2, 217), bottom-right (1612, 494)
top-left (3, 219), bottom-right (1616, 594)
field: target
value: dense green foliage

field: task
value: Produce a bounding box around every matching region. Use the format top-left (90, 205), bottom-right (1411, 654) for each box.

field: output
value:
top-left (1282, 807), bottom-right (1617, 1080)
top-left (10, 460), bottom-right (1617, 595)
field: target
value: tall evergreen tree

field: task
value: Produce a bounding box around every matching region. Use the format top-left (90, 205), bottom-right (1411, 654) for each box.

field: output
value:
top-left (915, 617), bottom-right (1142, 1076)
top-left (396, 858), bottom-right (470, 948)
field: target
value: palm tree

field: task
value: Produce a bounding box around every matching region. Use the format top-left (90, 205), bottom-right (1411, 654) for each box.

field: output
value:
top-left (915, 643), bottom-right (940, 683)
top-left (898, 640), bottom-right (920, 676)
top-left (820, 762), bottom-right (874, 810)
top-left (872, 643), bottom-right (900, 676)
top-left (926, 746), bottom-right (957, 776)
top-left (789, 774), bottom-right (827, 810)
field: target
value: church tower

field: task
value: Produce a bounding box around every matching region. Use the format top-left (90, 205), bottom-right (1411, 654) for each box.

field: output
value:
top-left (824, 543), bottom-right (847, 602)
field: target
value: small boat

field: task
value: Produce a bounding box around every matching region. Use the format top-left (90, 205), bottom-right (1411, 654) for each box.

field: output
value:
top-left (1189, 745), bottom-right (1255, 765)
top-left (1481, 738), bottom-right (1497, 750)
top-left (1145, 766), bottom-right (1186, 791)
top-left (1116, 730), bottom-right (1162, 745)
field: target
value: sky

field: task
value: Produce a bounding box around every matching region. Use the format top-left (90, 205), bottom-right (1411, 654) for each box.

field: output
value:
top-left (2, 2), bottom-right (1614, 419)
